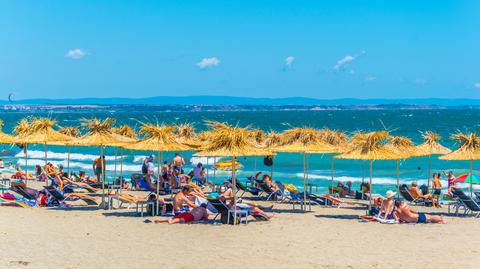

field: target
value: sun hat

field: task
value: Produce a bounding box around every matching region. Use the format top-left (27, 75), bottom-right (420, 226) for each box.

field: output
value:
top-left (385, 190), bottom-right (397, 199)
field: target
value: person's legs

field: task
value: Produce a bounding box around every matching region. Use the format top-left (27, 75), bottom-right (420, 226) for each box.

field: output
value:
top-left (426, 214), bottom-right (447, 224)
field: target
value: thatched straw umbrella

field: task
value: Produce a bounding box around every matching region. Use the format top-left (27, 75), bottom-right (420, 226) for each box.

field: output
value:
top-left (413, 131), bottom-right (451, 191)
top-left (384, 136), bottom-right (416, 196)
top-left (72, 118), bottom-right (135, 208)
top-left (270, 127), bottom-right (338, 210)
top-left (13, 119), bottom-right (32, 178)
top-left (264, 131), bottom-right (282, 178)
top-left (336, 131), bottom-right (398, 210)
top-left (247, 128), bottom-right (267, 175)
top-left (14, 118), bottom-right (74, 184)
top-left (439, 132), bottom-right (480, 196)
top-left (194, 122), bottom-right (273, 223)
top-left (0, 119), bottom-right (15, 144)
top-left (124, 123), bottom-right (192, 214)
top-left (111, 124), bottom-right (137, 186)
top-left (58, 126), bottom-right (80, 177)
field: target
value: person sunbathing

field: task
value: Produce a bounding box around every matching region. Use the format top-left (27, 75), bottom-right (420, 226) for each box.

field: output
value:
top-left (173, 185), bottom-right (197, 215)
top-left (394, 200), bottom-right (446, 224)
top-left (153, 203), bottom-right (209, 224)
top-left (409, 181), bottom-right (437, 207)
top-left (262, 174), bottom-right (280, 193)
top-left (220, 182), bottom-right (273, 219)
top-left (52, 166), bottom-right (98, 192)
top-left (14, 167), bottom-right (35, 180)
top-left (377, 190), bottom-right (396, 220)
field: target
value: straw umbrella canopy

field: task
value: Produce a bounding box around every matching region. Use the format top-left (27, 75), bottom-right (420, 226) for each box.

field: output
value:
top-left (13, 119), bottom-right (32, 177)
top-left (336, 131), bottom-right (399, 210)
top-left (384, 136), bottom-right (416, 195)
top-left (14, 118), bottom-right (74, 183)
top-left (413, 131), bottom-right (451, 190)
top-left (0, 119), bottom-right (15, 144)
top-left (123, 123), bottom-right (192, 214)
top-left (194, 122), bottom-right (273, 223)
top-left (271, 128), bottom-right (339, 209)
top-left (111, 124), bottom-right (137, 184)
top-left (247, 128), bottom-right (267, 175)
top-left (58, 126), bottom-right (80, 177)
top-left (71, 118), bottom-right (135, 208)
top-left (439, 132), bottom-right (480, 196)
top-left (174, 123), bottom-right (202, 149)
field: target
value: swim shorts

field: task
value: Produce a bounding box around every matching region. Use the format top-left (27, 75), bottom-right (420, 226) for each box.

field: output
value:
top-left (417, 213), bottom-right (427, 223)
top-left (174, 212), bottom-right (194, 223)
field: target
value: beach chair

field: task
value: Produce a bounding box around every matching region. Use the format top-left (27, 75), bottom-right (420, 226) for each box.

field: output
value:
top-left (108, 192), bottom-right (150, 216)
top-left (257, 182), bottom-right (281, 201)
top-left (450, 188), bottom-right (480, 217)
top-left (44, 186), bottom-right (98, 206)
top-left (398, 185), bottom-right (431, 206)
top-left (207, 198), bottom-right (249, 224)
top-left (235, 180), bottom-right (260, 198)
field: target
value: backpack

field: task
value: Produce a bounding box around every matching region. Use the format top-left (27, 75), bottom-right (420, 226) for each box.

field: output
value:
top-left (220, 211), bottom-right (240, 225)
top-left (263, 156), bottom-right (273, 167)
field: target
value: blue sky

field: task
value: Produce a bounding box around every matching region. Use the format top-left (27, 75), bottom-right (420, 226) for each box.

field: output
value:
top-left (0, 1), bottom-right (479, 99)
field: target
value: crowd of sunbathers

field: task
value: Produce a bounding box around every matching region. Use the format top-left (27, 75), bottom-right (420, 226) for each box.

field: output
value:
top-left (374, 190), bottom-right (446, 224)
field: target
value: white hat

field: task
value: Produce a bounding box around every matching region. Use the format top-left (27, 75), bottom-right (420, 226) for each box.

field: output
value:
top-left (385, 190), bottom-right (396, 199)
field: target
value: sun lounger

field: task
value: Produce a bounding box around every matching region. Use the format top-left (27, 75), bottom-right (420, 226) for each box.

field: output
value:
top-left (44, 186), bottom-right (98, 206)
top-left (235, 180), bottom-right (260, 198)
top-left (399, 184), bottom-right (431, 206)
top-left (0, 193), bottom-right (31, 208)
top-left (207, 198), bottom-right (249, 224)
top-left (450, 188), bottom-right (480, 217)
top-left (108, 192), bottom-right (150, 215)
top-left (257, 182), bottom-right (281, 201)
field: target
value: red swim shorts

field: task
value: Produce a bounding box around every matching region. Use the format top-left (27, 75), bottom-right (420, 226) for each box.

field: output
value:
top-left (174, 212), bottom-right (194, 223)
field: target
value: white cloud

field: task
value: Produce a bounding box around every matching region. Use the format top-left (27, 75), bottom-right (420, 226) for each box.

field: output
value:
top-left (365, 75), bottom-right (376, 81)
top-left (334, 55), bottom-right (354, 70)
top-left (474, 82), bottom-right (480, 89)
top-left (65, 48), bottom-right (87, 59)
top-left (196, 57), bottom-right (220, 68)
top-left (285, 56), bottom-right (295, 67)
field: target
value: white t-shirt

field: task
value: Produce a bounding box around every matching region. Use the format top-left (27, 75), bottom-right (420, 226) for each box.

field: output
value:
top-left (147, 162), bottom-right (155, 175)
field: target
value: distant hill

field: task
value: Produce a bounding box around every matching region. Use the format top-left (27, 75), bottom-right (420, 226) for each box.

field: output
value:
top-left (2, 96), bottom-right (480, 106)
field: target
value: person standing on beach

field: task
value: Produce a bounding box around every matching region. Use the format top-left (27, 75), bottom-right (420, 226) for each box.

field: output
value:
top-left (173, 153), bottom-right (185, 173)
top-left (431, 173), bottom-right (442, 206)
top-left (93, 155), bottom-right (106, 181)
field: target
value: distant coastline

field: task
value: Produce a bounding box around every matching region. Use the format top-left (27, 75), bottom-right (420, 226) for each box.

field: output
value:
top-left (2, 96), bottom-right (480, 112)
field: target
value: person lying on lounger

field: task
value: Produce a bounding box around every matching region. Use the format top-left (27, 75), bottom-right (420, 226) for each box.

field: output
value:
top-left (408, 181), bottom-right (437, 207)
top-left (262, 174), bottom-right (280, 193)
top-left (11, 181), bottom-right (39, 197)
top-left (14, 167), bottom-right (35, 180)
top-left (220, 181), bottom-right (273, 219)
top-left (394, 200), bottom-right (446, 224)
top-left (51, 166), bottom-right (98, 192)
top-left (153, 203), bottom-right (209, 224)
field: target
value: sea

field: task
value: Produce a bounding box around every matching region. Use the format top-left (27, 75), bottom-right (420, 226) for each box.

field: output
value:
top-left (1, 109), bottom-right (479, 196)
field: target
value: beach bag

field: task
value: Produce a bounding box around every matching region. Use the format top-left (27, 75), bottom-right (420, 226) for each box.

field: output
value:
top-left (263, 156), bottom-right (273, 167)
top-left (220, 211), bottom-right (239, 225)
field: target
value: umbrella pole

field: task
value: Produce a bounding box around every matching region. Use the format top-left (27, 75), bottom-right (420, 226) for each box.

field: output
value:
top-left (232, 156), bottom-right (237, 225)
top-left (369, 159), bottom-right (373, 212)
top-left (120, 148), bottom-right (124, 193)
top-left (24, 144), bottom-right (28, 186)
top-left (470, 159), bottom-right (473, 197)
top-left (213, 157), bottom-right (217, 191)
top-left (330, 156), bottom-right (335, 189)
top-left (67, 145), bottom-right (71, 178)
top-left (100, 146), bottom-right (106, 209)
top-left (44, 142), bottom-right (48, 185)
top-left (303, 153), bottom-right (307, 211)
top-left (113, 148), bottom-right (118, 184)
top-left (271, 156), bottom-right (274, 178)
top-left (396, 160), bottom-right (400, 199)
top-left (427, 154), bottom-right (432, 193)
top-left (254, 157), bottom-right (257, 175)
top-left (157, 150), bottom-right (161, 216)
top-left (362, 160), bottom-right (365, 199)
top-left (206, 157), bottom-right (209, 181)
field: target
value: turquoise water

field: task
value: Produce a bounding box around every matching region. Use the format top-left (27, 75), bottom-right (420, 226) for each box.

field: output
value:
top-left (1, 109), bottom-right (480, 196)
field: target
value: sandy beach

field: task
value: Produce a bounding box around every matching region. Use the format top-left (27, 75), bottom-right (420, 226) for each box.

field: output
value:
top-left (1, 182), bottom-right (479, 269)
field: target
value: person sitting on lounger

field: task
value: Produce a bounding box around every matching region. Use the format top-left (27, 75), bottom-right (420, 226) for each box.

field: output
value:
top-left (14, 167), bottom-right (35, 180)
top-left (409, 181), bottom-right (437, 207)
top-left (173, 185), bottom-right (197, 215)
top-left (219, 181), bottom-right (273, 219)
top-left (377, 190), bottom-right (396, 220)
top-left (262, 174), bottom-right (280, 193)
top-left (153, 203), bottom-right (209, 224)
top-left (394, 200), bottom-right (446, 224)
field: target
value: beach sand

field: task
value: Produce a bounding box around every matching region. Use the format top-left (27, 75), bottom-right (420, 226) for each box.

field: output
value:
top-left (1, 181), bottom-right (479, 269)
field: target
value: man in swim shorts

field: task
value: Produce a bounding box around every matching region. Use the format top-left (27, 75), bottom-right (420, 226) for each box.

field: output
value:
top-left (153, 203), bottom-right (209, 224)
top-left (394, 200), bottom-right (446, 224)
